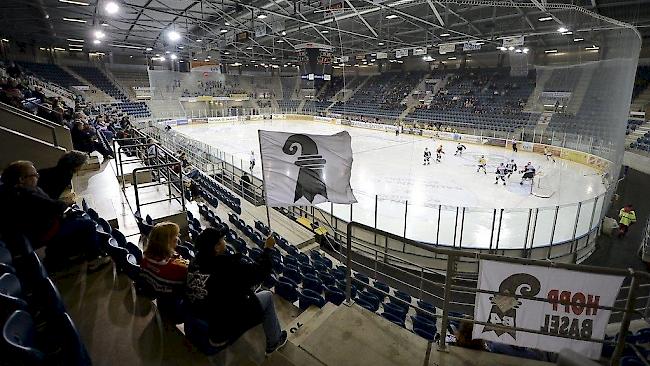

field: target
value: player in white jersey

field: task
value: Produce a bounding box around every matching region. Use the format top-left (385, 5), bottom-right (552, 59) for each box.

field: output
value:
top-left (423, 148), bottom-right (431, 165)
top-left (495, 163), bottom-right (508, 185)
top-left (544, 147), bottom-right (556, 162)
top-left (454, 143), bottom-right (467, 156)
top-left (436, 145), bottom-right (445, 162)
top-left (519, 162), bottom-right (536, 185)
top-left (477, 155), bottom-right (487, 174)
top-left (505, 160), bottom-right (518, 178)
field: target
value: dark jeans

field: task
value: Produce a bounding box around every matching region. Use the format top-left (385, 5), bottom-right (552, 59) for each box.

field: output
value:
top-left (46, 216), bottom-right (102, 263)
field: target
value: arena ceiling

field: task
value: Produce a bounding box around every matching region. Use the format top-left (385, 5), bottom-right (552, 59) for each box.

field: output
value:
top-left (1, 0), bottom-right (649, 63)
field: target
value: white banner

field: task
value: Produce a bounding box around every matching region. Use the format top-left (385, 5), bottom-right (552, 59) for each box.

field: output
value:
top-left (395, 48), bottom-right (409, 58)
top-left (413, 47), bottom-right (427, 56)
top-left (376, 52), bottom-right (388, 59)
top-left (439, 43), bottom-right (455, 54)
top-left (502, 35), bottom-right (525, 48)
top-left (259, 131), bottom-right (357, 206)
top-left (473, 260), bottom-right (623, 359)
top-left (463, 42), bottom-right (482, 51)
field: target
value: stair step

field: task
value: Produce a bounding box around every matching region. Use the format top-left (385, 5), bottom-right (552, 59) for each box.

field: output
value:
top-left (287, 302), bottom-right (339, 347)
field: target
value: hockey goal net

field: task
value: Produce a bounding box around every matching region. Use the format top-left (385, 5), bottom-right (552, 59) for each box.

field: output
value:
top-left (531, 174), bottom-right (555, 198)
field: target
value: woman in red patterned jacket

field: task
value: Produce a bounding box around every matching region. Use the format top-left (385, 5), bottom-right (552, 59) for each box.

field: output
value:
top-left (141, 222), bottom-right (189, 297)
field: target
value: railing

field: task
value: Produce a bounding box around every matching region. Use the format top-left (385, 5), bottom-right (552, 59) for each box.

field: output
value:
top-left (340, 221), bottom-right (650, 366)
top-left (112, 132), bottom-right (186, 215)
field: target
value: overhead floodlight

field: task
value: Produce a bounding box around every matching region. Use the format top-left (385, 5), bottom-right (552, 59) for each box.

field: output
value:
top-left (448, 56), bottom-right (456, 60)
top-left (508, 46), bottom-right (514, 51)
top-left (257, 13), bottom-right (268, 19)
top-left (246, 46), bottom-right (253, 50)
top-left (378, 42), bottom-right (384, 46)
top-left (67, 38), bottom-right (85, 42)
top-left (101, 22), bottom-right (109, 26)
top-left (385, 15), bottom-right (398, 19)
top-left (277, 40), bottom-right (284, 43)
top-left (59, 0), bottom-right (89, 5)
top-left (515, 49), bottom-right (522, 53)
top-left (69, 48), bottom-right (84, 51)
top-left (178, 46), bottom-right (184, 49)
top-left (146, 47), bottom-right (152, 51)
top-left (170, 54), bottom-right (178, 60)
top-left (204, 58), bottom-right (210, 62)
top-left (523, 48), bottom-right (529, 53)
top-left (322, 30), bottom-right (329, 34)
top-left (196, 39), bottom-right (202, 42)
top-left (224, 51), bottom-right (230, 55)
top-left (557, 27), bottom-right (568, 33)
top-left (271, 57), bottom-right (276, 60)
top-left (105, 1), bottom-right (119, 14)
top-left (193, 58), bottom-right (197, 61)
top-left (167, 30), bottom-right (181, 42)
top-left (573, 38), bottom-right (584, 42)
top-left (53, 47), bottom-right (66, 51)
top-left (94, 30), bottom-right (105, 39)
top-left (538, 16), bottom-right (553, 21)
top-left (545, 49), bottom-right (558, 53)
top-left (68, 44), bottom-right (84, 48)
top-left (439, 33), bottom-right (450, 37)
top-left (498, 46), bottom-right (507, 51)
top-left (281, 31), bottom-right (286, 36)
top-left (586, 45), bottom-right (599, 51)
top-left (63, 17), bottom-right (87, 23)
top-left (160, 56), bottom-right (166, 61)
top-left (562, 31), bottom-right (573, 35)
top-left (93, 39), bottom-right (101, 44)
top-left (220, 29), bottom-right (228, 33)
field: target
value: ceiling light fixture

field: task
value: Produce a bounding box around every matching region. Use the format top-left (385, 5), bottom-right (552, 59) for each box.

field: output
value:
top-left (93, 39), bottom-right (101, 44)
top-left (508, 46), bottom-right (515, 51)
top-left (439, 33), bottom-right (450, 36)
top-left (167, 30), bottom-right (181, 42)
top-left (573, 38), bottom-right (584, 42)
top-left (53, 47), bottom-right (66, 51)
top-left (322, 30), bottom-right (329, 34)
top-left (562, 31), bottom-right (573, 35)
top-left (378, 42), bottom-right (384, 46)
top-left (196, 39), bottom-right (202, 42)
top-left (160, 56), bottom-right (166, 61)
top-left (545, 49), bottom-right (558, 53)
top-left (246, 46), bottom-right (253, 50)
top-left (94, 30), bottom-right (105, 39)
top-left (538, 16), bottom-right (553, 21)
top-left (69, 48), bottom-right (84, 51)
top-left (586, 45), bottom-right (599, 50)
top-left (385, 15), bottom-right (398, 19)
top-left (67, 38), bottom-right (84, 42)
top-left (257, 13), bottom-right (268, 19)
top-left (63, 17), bottom-right (87, 23)
top-left (220, 29), bottom-right (228, 33)
top-left (171, 54), bottom-right (178, 60)
top-left (146, 47), bottom-right (152, 51)
top-left (101, 22), bottom-right (109, 26)
top-left (523, 48), bottom-right (529, 53)
top-left (277, 40), bottom-right (284, 43)
top-left (448, 56), bottom-right (457, 60)
top-left (105, 1), bottom-right (119, 14)
top-left (557, 27), bottom-right (568, 33)
top-left (281, 31), bottom-right (286, 36)
top-left (111, 44), bottom-right (143, 49)
top-left (68, 44), bottom-right (84, 48)
top-left (59, 0), bottom-right (89, 5)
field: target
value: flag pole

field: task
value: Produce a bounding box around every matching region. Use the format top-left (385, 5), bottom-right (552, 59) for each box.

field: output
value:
top-left (257, 130), bottom-right (273, 230)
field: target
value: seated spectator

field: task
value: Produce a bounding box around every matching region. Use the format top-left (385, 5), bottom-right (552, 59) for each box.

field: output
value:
top-left (71, 121), bottom-right (114, 159)
top-left (454, 319), bottom-right (485, 350)
top-left (140, 222), bottom-right (188, 296)
top-left (0, 160), bottom-right (109, 270)
top-left (38, 150), bottom-right (88, 202)
top-left (185, 227), bottom-right (288, 355)
top-left (240, 173), bottom-right (252, 197)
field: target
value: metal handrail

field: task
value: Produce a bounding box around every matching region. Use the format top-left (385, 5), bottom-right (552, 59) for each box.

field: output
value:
top-left (131, 161), bottom-right (185, 214)
top-left (344, 221), bottom-right (650, 366)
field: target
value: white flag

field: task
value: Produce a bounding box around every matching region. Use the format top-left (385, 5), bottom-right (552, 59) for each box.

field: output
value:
top-left (258, 130), bottom-right (357, 207)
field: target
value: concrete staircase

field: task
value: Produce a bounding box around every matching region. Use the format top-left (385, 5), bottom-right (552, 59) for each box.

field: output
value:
top-left (523, 70), bottom-right (552, 112)
top-left (625, 118), bottom-right (650, 147)
top-left (102, 66), bottom-right (134, 99)
top-left (399, 73), bottom-right (451, 120)
top-left (563, 66), bottom-right (595, 115)
top-left (338, 75), bottom-right (371, 103)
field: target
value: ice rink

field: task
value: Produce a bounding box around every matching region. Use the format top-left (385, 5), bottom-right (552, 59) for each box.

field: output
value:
top-left (174, 119), bottom-right (606, 250)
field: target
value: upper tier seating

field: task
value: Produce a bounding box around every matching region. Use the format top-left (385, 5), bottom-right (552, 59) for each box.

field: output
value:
top-left (69, 65), bottom-right (128, 101)
top-left (17, 62), bottom-right (81, 89)
top-left (280, 77), bottom-right (296, 99)
top-left (406, 68), bottom-right (537, 132)
top-left (109, 101), bottom-right (151, 118)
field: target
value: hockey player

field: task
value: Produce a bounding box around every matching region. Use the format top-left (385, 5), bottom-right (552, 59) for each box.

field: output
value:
top-left (435, 146), bottom-right (443, 162)
top-left (454, 143), bottom-right (467, 156)
top-left (519, 163), bottom-right (536, 185)
top-left (544, 147), bottom-right (556, 162)
top-left (423, 148), bottom-right (431, 165)
top-left (505, 159), bottom-right (518, 178)
top-left (477, 155), bottom-right (487, 174)
top-left (249, 151), bottom-right (256, 172)
top-left (495, 163), bottom-right (508, 185)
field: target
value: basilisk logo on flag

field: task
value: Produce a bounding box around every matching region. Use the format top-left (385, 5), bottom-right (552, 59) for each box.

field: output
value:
top-left (258, 130), bottom-right (357, 207)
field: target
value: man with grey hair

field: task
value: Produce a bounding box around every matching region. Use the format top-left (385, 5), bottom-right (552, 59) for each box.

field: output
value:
top-left (38, 151), bottom-right (88, 202)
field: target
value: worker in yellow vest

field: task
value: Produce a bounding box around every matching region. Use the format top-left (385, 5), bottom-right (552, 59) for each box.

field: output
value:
top-left (618, 204), bottom-right (637, 238)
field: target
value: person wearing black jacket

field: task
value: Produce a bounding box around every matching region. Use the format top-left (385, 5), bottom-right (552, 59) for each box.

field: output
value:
top-left (38, 151), bottom-right (88, 201)
top-left (185, 226), bottom-right (287, 355)
top-left (0, 160), bottom-right (109, 270)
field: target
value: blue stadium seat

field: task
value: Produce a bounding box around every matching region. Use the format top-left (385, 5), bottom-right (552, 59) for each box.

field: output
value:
top-left (184, 315), bottom-right (225, 355)
top-left (413, 327), bottom-right (437, 341)
top-left (275, 277), bottom-right (298, 302)
top-left (353, 273), bottom-right (369, 286)
top-left (411, 315), bottom-right (437, 335)
top-left (303, 273), bottom-right (323, 294)
top-left (283, 265), bottom-right (302, 284)
top-left (298, 289), bottom-right (326, 310)
top-left (324, 285), bottom-right (346, 305)
top-left (0, 273), bottom-right (28, 322)
top-left (383, 302), bottom-right (407, 321)
top-left (394, 290), bottom-right (412, 304)
top-left (381, 312), bottom-right (405, 327)
top-left (2, 310), bottom-right (46, 363)
top-left (357, 291), bottom-right (380, 312)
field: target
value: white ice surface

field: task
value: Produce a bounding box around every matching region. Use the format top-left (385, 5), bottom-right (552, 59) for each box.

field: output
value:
top-left (175, 119), bottom-right (605, 249)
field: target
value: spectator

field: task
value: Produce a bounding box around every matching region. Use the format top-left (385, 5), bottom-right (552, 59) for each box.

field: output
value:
top-left (38, 150), bottom-right (88, 202)
top-left (454, 320), bottom-right (485, 350)
top-left (71, 121), bottom-right (114, 159)
top-left (184, 226), bottom-right (288, 355)
top-left (140, 222), bottom-right (188, 295)
top-left (0, 160), bottom-right (109, 270)
top-left (618, 204), bottom-right (637, 238)
top-left (241, 173), bottom-right (252, 197)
